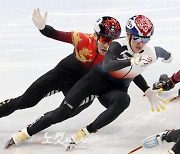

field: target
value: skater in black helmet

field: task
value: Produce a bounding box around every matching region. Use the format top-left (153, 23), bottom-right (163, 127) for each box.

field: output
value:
top-left (5, 15), bottom-right (173, 150)
top-left (0, 8), bottom-right (121, 118)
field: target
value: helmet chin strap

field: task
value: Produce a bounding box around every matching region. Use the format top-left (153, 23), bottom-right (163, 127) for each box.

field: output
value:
top-left (129, 34), bottom-right (135, 53)
top-left (96, 36), bottom-right (100, 53)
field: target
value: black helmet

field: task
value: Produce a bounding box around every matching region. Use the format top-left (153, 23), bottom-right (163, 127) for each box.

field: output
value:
top-left (94, 16), bottom-right (121, 39)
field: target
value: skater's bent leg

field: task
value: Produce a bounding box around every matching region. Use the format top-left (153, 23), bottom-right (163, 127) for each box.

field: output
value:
top-left (87, 91), bottom-right (130, 133)
top-left (27, 69), bottom-right (108, 136)
top-left (70, 100), bottom-right (94, 117)
top-left (0, 97), bottom-right (21, 118)
top-left (27, 100), bottom-right (75, 136)
top-left (0, 66), bottom-right (65, 118)
top-left (18, 69), bottom-right (63, 109)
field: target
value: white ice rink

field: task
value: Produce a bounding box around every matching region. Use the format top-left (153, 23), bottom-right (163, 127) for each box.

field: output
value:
top-left (0, 0), bottom-right (180, 154)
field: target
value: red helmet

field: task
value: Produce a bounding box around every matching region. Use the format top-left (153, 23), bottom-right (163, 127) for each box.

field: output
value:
top-left (94, 16), bottom-right (121, 39)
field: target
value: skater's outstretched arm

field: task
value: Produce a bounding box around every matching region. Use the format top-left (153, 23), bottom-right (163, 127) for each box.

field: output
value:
top-left (155, 46), bottom-right (173, 63)
top-left (32, 8), bottom-right (73, 43)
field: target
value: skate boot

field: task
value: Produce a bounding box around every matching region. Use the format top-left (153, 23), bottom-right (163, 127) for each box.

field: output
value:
top-left (4, 128), bottom-right (31, 149)
top-left (142, 130), bottom-right (173, 148)
top-left (168, 149), bottom-right (175, 154)
top-left (65, 127), bottom-right (90, 151)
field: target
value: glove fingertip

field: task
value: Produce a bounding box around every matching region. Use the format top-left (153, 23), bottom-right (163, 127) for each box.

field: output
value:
top-left (157, 108), bottom-right (160, 112)
top-left (162, 106), bottom-right (165, 110)
top-left (164, 100), bottom-right (168, 104)
top-left (159, 88), bottom-right (163, 92)
top-left (151, 108), bottom-right (155, 112)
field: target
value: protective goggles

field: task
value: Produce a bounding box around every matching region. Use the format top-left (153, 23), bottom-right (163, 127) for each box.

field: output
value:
top-left (132, 35), bottom-right (150, 43)
top-left (98, 36), bottom-right (113, 44)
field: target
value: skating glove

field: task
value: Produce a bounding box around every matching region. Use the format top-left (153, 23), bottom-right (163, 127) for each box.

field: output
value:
top-left (145, 88), bottom-right (168, 112)
top-left (162, 78), bottom-right (175, 91)
top-left (161, 53), bottom-right (173, 63)
top-left (131, 55), bottom-right (152, 67)
top-left (153, 78), bottom-right (175, 91)
top-left (32, 8), bottom-right (47, 30)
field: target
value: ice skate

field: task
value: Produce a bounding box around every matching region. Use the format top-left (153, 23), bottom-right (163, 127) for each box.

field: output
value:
top-left (4, 128), bottom-right (31, 149)
top-left (142, 130), bottom-right (173, 148)
top-left (4, 138), bottom-right (15, 149)
top-left (65, 127), bottom-right (90, 151)
top-left (168, 149), bottom-right (175, 154)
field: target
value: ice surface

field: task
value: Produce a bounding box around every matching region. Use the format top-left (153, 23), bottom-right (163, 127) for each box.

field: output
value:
top-left (0, 0), bottom-right (180, 154)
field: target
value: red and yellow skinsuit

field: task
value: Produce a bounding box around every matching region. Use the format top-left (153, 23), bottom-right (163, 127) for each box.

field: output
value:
top-left (41, 25), bottom-right (104, 72)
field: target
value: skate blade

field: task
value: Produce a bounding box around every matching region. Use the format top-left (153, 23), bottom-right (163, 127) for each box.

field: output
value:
top-left (170, 95), bottom-right (180, 102)
top-left (65, 142), bottom-right (76, 151)
top-left (4, 138), bottom-right (15, 149)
